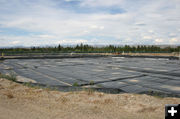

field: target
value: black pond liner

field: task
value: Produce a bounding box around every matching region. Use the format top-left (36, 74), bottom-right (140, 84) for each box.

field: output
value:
top-left (15, 81), bottom-right (180, 98)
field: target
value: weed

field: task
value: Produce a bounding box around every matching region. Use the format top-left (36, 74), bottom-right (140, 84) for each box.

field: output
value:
top-left (147, 90), bottom-right (164, 98)
top-left (97, 84), bottom-right (102, 88)
top-left (52, 87), bottom-right (58, 91)
top-left (89, 80), bottom-right (94, 85)
top-left (84, 88), bottom-right (95, 95)
top-left (0, 73), bottom-right (17, 82)
top-left (23, 82), bottom-right (32, 87)
top-left (73, 82), bottom-right (79, 87)
top-left (153, 92), bottom-right (164, 98)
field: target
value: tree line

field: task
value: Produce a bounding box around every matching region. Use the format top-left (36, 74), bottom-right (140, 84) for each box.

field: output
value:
top-left (0, 44), bottom-right (180, 54)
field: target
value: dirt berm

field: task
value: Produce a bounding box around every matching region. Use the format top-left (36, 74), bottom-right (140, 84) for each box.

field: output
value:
top-left (0, 78), bottom-right (180, 119)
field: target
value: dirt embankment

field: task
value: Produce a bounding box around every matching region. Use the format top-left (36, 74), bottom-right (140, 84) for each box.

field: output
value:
top-left (0, 78), bottom-right (180, 119)
top-left (0, 52), bottom-right (179, 60)
top-left (119, 52), bottom-right (180, 57)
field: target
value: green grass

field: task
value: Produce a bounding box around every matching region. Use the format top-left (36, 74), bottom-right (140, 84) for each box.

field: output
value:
top-left (73, 82), bottom-right (79, 87)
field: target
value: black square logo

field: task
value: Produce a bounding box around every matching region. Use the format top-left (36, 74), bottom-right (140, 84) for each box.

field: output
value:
top-left (165, 104), bottom-right (180, 119)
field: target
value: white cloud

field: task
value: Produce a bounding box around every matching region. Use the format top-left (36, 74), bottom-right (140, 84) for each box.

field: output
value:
top-left (80, 0), bottom-right (124, 7)
top-left (169, 38), bottom-right (179, 44)
top-left (11, 40), bottom-right (20, 44)
top-left (83, 30), bottom-right (89, 33)
top-left (169, 33), bottom-right (177, 37)
top-left (0, 0), bottom-right (180, 46)
top-left (148, 30), bottom-right (154, 33)
top-left (143, 36), bottom-right (152, 39)
top-left (64, 0), bottom-right (71, 1)
top-left (99, 26), bottom-right (104, 30)
top-left (34, 35), bottom-right (56, 39)
top-left (90, 25), bottom-right (98, 29)
top-left (155, 39), bottom-right (163, 43)
top-left (90, 25), bottom-right (104, 30)
top-left (56, 39), bottom-right (88, 45)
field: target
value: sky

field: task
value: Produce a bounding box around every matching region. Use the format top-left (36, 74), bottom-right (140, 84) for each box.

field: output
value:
top-left (0, 0), bottom-right (180, 47)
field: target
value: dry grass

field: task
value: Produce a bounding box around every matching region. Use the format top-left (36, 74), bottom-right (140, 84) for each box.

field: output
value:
top-left (0, 78), bottom-right (180, 119)
top-left (56, 96), bottom-right (69, 103)
top-left (3, 90), bottom-right (14, 99)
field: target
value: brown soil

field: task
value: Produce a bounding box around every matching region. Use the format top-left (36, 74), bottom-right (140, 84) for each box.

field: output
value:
top-left (0, 78), bottom-right (179, 119)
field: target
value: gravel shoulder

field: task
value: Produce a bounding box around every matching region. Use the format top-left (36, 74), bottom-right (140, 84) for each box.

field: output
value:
top-left (0, 78), bottom-right (180, 119)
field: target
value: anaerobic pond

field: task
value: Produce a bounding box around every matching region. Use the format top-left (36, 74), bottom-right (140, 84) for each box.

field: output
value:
top-left (0, 57), bottom-right (180, 95)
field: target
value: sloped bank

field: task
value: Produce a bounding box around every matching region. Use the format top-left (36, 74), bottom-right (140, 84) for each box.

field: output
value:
top-left (0, 78), bottom-right (180, 119)
top-left (0, 53), bottom-right (179, 60)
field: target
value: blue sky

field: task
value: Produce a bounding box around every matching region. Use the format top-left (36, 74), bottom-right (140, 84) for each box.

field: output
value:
top-left (0, 0), bottom-right (180, 47)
